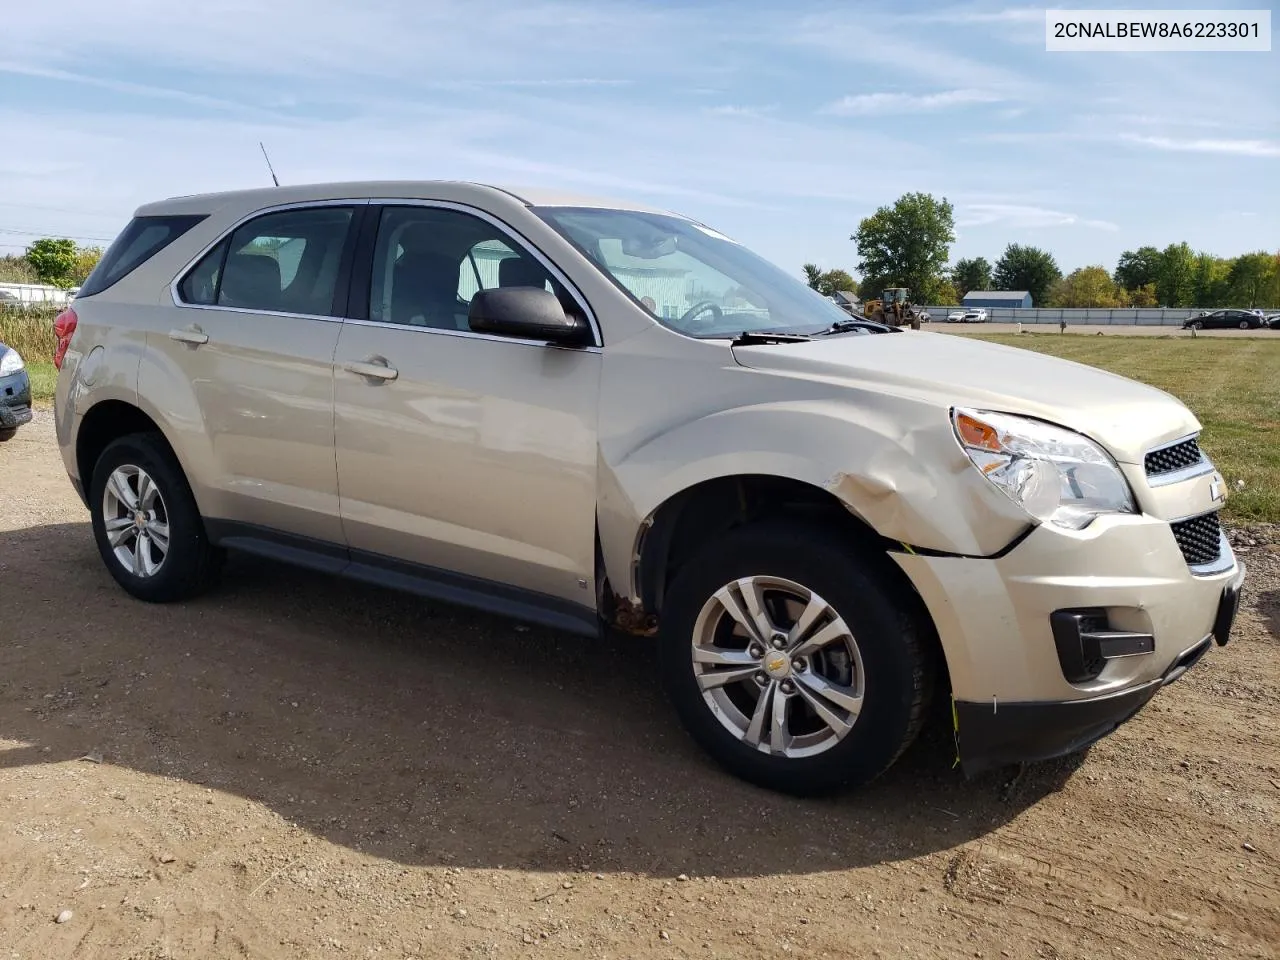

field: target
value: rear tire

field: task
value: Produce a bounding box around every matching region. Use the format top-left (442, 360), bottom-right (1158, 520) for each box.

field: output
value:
top-left (658, 521), bottom-right (935, 795)
top-left (89, 432), bottom-right (223, 602)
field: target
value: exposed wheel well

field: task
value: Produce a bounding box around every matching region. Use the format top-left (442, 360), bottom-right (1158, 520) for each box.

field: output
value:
top-left (76, 401), bottom-right (171, 491)
top-left (636, 475), bottom-right (891, 613)
top-left (631, 474), bottom-right (949, 706)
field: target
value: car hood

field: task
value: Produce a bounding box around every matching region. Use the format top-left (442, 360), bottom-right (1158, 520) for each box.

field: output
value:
top-left (731, 332), bottom-right (1199, 464)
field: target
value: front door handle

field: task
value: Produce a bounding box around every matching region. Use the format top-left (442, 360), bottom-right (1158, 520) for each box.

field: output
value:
top-left (342, 358), bottom-right (399, 382)
top-left (168, 325), bottom-right (209, 346)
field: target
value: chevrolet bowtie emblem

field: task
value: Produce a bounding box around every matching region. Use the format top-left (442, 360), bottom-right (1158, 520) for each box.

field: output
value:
top-left (1210, 476), bottom-right (1225, 503)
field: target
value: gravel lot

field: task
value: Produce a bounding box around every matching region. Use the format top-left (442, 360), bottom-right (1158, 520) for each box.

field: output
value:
top-left (2, 412), bottom-right (1278, 959)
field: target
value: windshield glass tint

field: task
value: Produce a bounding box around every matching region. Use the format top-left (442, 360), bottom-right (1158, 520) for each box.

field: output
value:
top-left (533, 206), bottom-right (853, 338)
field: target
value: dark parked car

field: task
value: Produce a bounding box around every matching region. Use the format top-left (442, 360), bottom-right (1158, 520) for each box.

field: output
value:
top-left (1266, 314), bottom-right (1280, 330)
top-left (1183, 309), bottom-right (1264, 330)
top-left (0, 341), bottom-right (33, 441)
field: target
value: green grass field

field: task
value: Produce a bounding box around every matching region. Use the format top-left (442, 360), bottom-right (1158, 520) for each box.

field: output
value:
top-left (4, 310), bottom-right (1277, 521)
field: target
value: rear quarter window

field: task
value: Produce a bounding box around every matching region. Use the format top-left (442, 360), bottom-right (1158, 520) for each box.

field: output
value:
top-left (78, 214), bottom-right (207, 298)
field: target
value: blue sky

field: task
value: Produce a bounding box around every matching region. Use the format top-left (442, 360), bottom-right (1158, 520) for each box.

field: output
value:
top-left (0, 0), bottom-right (1276, 281)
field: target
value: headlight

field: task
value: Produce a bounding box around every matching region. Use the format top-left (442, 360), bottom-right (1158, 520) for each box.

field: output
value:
top-left (0, 347), bottom-right (24, 376)
top-left (952, 407), bottom-right (1135, 530)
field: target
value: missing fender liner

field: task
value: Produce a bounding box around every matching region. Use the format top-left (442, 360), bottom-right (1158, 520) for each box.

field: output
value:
top-left (608, 593), bottom-right (659, 637)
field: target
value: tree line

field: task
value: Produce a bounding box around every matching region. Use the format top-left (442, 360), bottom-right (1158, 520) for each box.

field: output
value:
top-left (802, 193), bottom-right (1280, 309)
top-left (0, 239), bottom-right (104, 288)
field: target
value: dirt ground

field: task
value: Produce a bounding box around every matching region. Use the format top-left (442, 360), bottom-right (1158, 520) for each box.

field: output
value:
top-left (2, 412), bottom-right (1278, 960)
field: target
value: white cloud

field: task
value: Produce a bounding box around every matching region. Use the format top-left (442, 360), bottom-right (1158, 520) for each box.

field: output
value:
top-left (0, 62), bottom-right (294, 118)
top-left (1121, 135), bottom-right (1280, 159)
top-left (706, 105), bottom-right (773, 118)
top-left (916, 6), bottom-right (1042, 24)
top-left (823, 89), bottom-right (1003, 116)
top-left (791, 15), bottom-right (1042, 96)
top-left (958, 203), bottom-right (1119, 232)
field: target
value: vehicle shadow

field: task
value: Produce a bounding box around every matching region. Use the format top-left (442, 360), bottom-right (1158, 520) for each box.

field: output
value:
top-left (1256, 588), bottom-right (1280, 641)
top-left (0, 521), bottom-right (1087, 879)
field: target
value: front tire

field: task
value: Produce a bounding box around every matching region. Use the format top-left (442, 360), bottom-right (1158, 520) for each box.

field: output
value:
top-left (658, 522), bottom-right (936, 795)
top-left (89, 432), bottom-right (223, 602)
top-left (0, 429), bottom-right (15, 443)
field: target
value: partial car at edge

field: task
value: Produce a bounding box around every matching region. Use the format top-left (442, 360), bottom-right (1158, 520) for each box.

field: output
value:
top-left (0, 341), bottom-right (33, 441)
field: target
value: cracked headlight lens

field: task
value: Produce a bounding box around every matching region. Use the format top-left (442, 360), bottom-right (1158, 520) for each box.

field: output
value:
top-left (952, 407), bottom-right (1136, 530)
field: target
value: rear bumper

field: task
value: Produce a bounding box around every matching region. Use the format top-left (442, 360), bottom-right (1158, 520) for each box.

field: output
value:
top-left (954, 562), bottom-right (1244, 776)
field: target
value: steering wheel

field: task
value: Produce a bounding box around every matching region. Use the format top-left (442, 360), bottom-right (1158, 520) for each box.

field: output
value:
top-left (679, 300), bottom-right (724, 333)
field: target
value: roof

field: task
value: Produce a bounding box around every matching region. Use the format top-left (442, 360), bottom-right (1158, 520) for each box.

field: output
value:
top-left (136, 180), bottom-right (676, 218)
top-left (963, 290), bottom-right (1030, 300)
top-left (833, 290), bottom-right (860, 303)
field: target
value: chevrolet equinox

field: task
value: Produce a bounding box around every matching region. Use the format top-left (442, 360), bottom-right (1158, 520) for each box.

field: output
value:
top-left (53, 182), bottom-right (1245, 794)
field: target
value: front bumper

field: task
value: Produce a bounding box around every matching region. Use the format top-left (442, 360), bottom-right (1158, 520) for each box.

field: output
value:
top-left (0, 368), bottom-right (33, 431)
top-left (893, 511), bottom-right (1245, 774)
top-left (954, 560), bottom-right (1243, 775)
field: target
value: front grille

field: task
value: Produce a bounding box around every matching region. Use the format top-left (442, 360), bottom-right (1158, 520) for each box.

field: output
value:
top-left (1170, 512), bottom-right (1222, 566)
top-left (1145, 438), bottom-right (1202, 477)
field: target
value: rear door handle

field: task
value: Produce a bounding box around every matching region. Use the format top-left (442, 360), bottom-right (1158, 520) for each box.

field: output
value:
top-left (342, 359), bottom-right (399, 382)
top-left (168, 326), bottom-right (209, 346)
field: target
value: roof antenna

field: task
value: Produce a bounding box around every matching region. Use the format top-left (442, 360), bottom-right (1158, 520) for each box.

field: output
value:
top-left (259, 141), bottom-right (280, 187)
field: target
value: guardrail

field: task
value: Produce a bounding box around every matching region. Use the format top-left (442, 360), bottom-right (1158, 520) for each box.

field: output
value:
top-left (920, 306), bottom-right (1276, 326)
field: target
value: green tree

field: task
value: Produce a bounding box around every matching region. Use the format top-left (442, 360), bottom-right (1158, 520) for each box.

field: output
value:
top-left (992, 244), bottom-right (1060, 307)
top-left (932, 279), bottom-right (960, 305)
top-left (1226, 252), bottom-right (1276, 308)
top-left (852, 193), bottom-right (955, 305)
top-left (1188, 251), bottom-right (1230, 307)
top-left (1049, 266), bottom-right (1121, 308)
top-left (1156, 242), bottom-right (1196, 307)
top-left (1124, 283), bottom-right (1158, 308)
top-left (951, 256), bottom-right (992, 298)
top-left (1263, 252), bottom-right (1280, 308)
top-left (71, 246), bottom-right (104, 286)
top-left (24, 238), bottom-right (78, 287)
top-left (801, 263), bottom-right (858, 299)
top-left (1114, 246), bottom-right (1162, 292)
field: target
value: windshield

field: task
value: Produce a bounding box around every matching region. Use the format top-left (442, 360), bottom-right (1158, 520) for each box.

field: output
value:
top-left (533, 206), bottom-right (855, 338)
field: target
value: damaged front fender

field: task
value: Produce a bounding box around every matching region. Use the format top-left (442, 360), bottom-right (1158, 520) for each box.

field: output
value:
top-left (601, 397), bottom-right (1030, 599)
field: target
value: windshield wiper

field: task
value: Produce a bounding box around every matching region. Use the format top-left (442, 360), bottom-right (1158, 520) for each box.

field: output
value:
top-left (728, 330), bottom-right (812, 345)
top-left (819, 318), bottom-right (900, 335)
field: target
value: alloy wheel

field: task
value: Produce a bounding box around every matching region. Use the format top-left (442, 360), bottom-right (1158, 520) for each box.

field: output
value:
top-left (102, 464), bottom-right (170, 578)
top-left (690, 576), bottom-right (865, 758)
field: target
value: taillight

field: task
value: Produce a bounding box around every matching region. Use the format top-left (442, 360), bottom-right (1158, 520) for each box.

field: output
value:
top-left (53, 307), bottom-right (78, 370)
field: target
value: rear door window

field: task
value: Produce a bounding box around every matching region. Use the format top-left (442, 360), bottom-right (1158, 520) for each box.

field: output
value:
top-left (79, 214), bottom-right (207, 297)
top-left (178, 207), bottom-right (354, 316)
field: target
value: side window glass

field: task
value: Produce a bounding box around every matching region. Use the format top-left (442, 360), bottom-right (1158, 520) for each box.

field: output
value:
top-left (214, 207), bottom-right (352, 315)
top-left (457, 239), bottom-right (552, 304)
top-left (369, 206), bottom-right (563, 330)
top-left (178, 240), bottom-right (227, 305)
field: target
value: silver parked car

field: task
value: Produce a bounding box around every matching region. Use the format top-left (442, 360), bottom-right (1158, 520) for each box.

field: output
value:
top-left (52, 181), bottom-right (1244, 794)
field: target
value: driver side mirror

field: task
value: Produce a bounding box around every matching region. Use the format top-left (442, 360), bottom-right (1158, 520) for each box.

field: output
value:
top-left (468, 287), bottom-right (593, 347)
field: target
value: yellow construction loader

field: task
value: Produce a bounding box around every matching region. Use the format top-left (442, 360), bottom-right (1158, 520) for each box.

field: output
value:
top-left (864, 288), bottom-right (914, 326)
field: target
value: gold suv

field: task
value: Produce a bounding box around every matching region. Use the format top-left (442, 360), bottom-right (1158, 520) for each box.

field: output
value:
top-left (53, 181), bottom-right (1244, 794)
